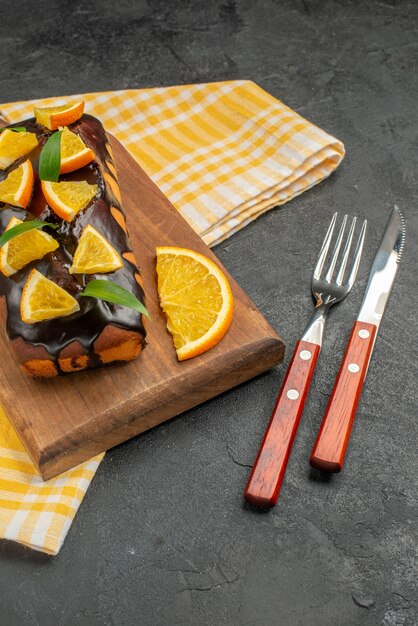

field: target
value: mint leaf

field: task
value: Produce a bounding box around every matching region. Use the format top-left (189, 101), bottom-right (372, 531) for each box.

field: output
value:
top-left (0, 220), bottom-right (58, 248)
top-left (0, 127), bottom-right (27, 133)
top-left (81, 279), bottom-right (150, 318)
top-left (39, 131), bottom-right (62, 182)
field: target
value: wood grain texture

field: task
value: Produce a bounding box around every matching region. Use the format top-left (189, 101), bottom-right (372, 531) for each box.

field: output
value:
top-left (310, 321), bottom-right (377, 473)
top-left (0, 136), bottom-right (285, 480)
top-left (244, 339), bottom-right (320, 509)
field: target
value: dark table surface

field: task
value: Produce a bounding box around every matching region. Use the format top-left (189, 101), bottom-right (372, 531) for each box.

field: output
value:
top-left (1, 1), bottom-right (417, 625)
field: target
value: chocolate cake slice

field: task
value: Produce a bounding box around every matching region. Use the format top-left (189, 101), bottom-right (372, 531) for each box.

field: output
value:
top-left (0, 110), bottom-right (146, 376)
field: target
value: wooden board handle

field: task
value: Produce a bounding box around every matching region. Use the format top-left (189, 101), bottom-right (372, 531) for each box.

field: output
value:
top-left (310, 321), bottom-right (377, 473)
top-left (244, 340), bottom-right (320, 509)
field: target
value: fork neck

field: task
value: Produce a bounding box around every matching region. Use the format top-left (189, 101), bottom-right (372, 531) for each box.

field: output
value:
top-left (301, 299), bottom-right (333, 346)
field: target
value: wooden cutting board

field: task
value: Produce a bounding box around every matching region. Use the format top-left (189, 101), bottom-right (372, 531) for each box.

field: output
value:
top-left (0, 137), bottom-right (285, 480)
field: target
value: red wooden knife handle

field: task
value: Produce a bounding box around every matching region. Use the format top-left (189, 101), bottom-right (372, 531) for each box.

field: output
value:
top-left (310, 320), bottom-right (377, 473)
top-left (244, 340), bottom-right (320, 509)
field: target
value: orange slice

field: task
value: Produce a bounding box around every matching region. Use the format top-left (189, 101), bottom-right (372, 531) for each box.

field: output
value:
top-left (34, 101), bottom-right (85, 131)
top-left (156, 246), bottom-right (234, 361)
top-left (20, 269), bottom-right (80, 323)
top-left (0, 159), bottom-right (34, 208)
top-left (0, 129), bottom-right (38, 170)
top-left (69, 224), bottom-right (123, 274)
top-left (0, 217), bottom-right (59, 276)
top-left (60, 127), bottom-right (94, 174)
top-left (41, 180), bottom-right (98, 222)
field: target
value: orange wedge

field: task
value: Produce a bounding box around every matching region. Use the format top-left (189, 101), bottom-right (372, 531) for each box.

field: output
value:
top-left (41, 180), bottom-right (98, 222)
top-left (34, 101), bottom-right (85, 131)
top-left (0, 217), bottom-right (59, 276)
top-left (0, 129), bottom-right (38, 170)
top-left (20, 269), bottom-right (80, 323)
top-left (156, 246), bottom-right (234, 361)
top-left (60, 127), bottom-right (94, 174)
top-left (69, 224), bottom-right (123, 274)
top-left (0, 159), bottom-right (34, 208)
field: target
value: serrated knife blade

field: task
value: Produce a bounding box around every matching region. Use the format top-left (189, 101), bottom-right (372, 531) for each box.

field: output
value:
top-left (358, 205), bottom-right (405, 329)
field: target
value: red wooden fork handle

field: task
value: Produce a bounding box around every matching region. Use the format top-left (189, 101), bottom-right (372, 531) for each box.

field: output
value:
top-left (310, 320), bottom-right (377, 473)
top-left (244, 340), bottom-right (320, 509)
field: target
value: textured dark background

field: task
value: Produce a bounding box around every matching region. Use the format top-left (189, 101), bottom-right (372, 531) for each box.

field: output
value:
top-left (0, 1), bottom-right (417, 625)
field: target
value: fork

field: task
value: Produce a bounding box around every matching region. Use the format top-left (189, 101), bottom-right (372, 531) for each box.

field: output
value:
top-left (244, 213), bottom-right (367, 509)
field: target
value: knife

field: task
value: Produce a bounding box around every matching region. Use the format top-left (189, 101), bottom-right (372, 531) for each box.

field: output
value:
top-left (310, 206), bottom-right (406, 473)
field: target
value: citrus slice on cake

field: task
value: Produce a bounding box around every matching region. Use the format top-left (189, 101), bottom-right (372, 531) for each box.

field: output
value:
top-left (0, 129), bottom-right (38, 170)
top-left (34, 101), bottom-right (85, 131)
top-left (156, 246), bottom-right (234, 361)
top-left (20, 269), bottom-right (80, 323)
top-left (0, 217), bottom-right (59, 276)
top-left (41, 180), bottom-right (98, 221)
top-left (69, 224), bottom-right (123, 274)
top-left (0, 159), bottom-right (34, 208)
top-left (60, 127), bottom-right (94, 173)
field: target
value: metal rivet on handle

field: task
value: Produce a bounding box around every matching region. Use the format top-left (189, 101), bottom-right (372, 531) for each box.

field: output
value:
top-left (348, 363), bottom-right (360, 373)
top-left (358, 329), bottom-right (370, 339)
top-left (287, 389), bottom-right (300, 400)
top-left (300, 350), bottom-right (312, 361)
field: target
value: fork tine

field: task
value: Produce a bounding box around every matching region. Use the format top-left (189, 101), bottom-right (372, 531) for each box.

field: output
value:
top-left (336, 216), bottom-right (356, 286)
top-left (313, 212), bottom-right (337, 280)
top-left (324, 214), bottom-right (347, 282)
top-left (345, 219), bottom-right (367, 289)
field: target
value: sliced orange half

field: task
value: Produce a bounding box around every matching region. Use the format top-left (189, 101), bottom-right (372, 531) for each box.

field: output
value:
top-left (0, 217), bottom-right (59, 276)
top-left (41, 180), bottom-right (98, 221)
top-left (156, 246), bottom-right (234, 361)
top-left (34, 101), bottom-right (85, 131)
top-left (0, 159), bottom-right (34, 208)
top-left (20, 269), bottom-right (80, 323)
top-left (60, 127), bottom-right (94, 174)
top-left (0, 129), bottom-right (38, 170)
top-left (69, 224), bottom-right (123, 274)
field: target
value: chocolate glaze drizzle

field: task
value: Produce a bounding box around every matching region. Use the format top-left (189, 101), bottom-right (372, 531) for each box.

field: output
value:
top-left (0, 114), bottom-right (146, 372)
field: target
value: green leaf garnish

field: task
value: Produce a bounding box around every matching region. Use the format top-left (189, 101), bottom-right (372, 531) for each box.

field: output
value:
top-left (81, 279), bottom-right (150, 318)
top-left (39, 131), bottom-right (62, 182)
top-left (0, 220), bottom-right (58, 248)
top-left (0, 127), bottom-right (27, 133)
